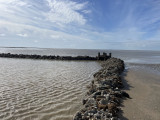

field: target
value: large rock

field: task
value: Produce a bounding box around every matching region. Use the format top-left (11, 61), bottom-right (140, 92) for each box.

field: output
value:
top-left (73, 58), bottom-right (128, 120)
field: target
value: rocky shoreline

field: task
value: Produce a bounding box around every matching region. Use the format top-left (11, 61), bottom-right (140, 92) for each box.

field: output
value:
top-left (0, 52), bottom-right (111, 61)
top-left (73, 58), bottom-right (129, 120)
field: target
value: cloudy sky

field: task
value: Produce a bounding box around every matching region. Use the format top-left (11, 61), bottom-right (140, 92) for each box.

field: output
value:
top-left (0, 0), bottom-right (160, 50)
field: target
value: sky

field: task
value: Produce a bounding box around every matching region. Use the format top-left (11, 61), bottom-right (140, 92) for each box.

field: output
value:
top-left (0, 0), bottom-right (160, 50)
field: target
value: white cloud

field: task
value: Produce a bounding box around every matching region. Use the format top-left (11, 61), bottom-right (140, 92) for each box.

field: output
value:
top-left (0, 0), bottom-right (26, 6)
top-left (0, 33), bottom-right (5, 37)
top-left (0, 0), bottom-right (90, 33)
top-left (0, 0), bottom-right (159, 50)
top-left (0, 0), bottom-right (27, 11)
top-left (1, 19), bottom-right (158, 49)
top-left (0, 20), bottom-right (94, 48)
top-left (17, 33), bottom-right (28, 37)
top-left (34, 40), bottom-right (38, 43)
top-left (82, 10), bottom-right (91, 14)
top-left (46, 0), bottom-right (88, 25)
top-left (50, 35), bottom-right (60, 39)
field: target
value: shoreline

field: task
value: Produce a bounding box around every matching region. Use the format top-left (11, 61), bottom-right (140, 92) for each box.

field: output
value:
top-left (121, 66), bottom-right (160, 120)
top-left (73, 58), bottom-right (129, 120)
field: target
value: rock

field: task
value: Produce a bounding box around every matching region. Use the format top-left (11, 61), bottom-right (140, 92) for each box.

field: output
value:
top-left (85, 98), bottom-right (97, 107)
top-left (73, 57), bottom-right (127, 120)
top-left (108, 102), bottom-right (117, 114)
top-left (94, 91), bottom-right (101, 96)
top-left (121, 91), bottom-right (130, 98)
top-left (82, 99), bottom-right (88, 105)
top-left (98, 99), bottom-right (108, 109)
top-left (111, 117), bottom-right (119, 120)
top-left (96, 95), bottom-right (106, 101)
top-left (74, 112), bottom-right (82, 120)
top-left (102, 90), bottom-right (108, 95)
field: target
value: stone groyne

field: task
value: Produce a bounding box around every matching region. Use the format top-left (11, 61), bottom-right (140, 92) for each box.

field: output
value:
top-left (73, 58), bottom-right (129, 120)
top-left (0, 52), bottom-right (111, 61)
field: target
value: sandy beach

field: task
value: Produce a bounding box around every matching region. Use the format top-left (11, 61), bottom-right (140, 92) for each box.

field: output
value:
top-left (121, 65), bottom-right (160, 120)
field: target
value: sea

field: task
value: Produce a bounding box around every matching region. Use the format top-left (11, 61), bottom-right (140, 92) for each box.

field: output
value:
top-left (0, 47), bottom-right (160, 120)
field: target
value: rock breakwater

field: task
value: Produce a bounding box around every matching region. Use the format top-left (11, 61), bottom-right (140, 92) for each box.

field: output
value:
top-left (73, 58), bottom-right (129, 120)
top-left (0, 52), bottom-right (111, 61)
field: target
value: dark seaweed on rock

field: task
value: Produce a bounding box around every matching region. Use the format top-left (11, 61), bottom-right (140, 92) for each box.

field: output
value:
top-left (73, 58), bottom-right (129, 120)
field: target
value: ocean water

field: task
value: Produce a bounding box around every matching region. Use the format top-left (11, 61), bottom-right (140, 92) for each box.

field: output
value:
top-left (0, 48), bottom-right (160, 64)
top-left (0, 48), bottom-right (160, 120)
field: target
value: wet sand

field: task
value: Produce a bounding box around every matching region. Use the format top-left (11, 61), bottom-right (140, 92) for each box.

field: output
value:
top-left (121, 66), bottom-right (160, 120)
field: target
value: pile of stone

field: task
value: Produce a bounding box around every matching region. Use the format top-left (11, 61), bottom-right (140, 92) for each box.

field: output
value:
top-left (73, 58), bottom-right (129, 120)
top-left (0, 53), bottom-right (111, 61)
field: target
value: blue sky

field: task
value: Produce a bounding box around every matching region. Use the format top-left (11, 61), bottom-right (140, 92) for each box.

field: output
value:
top-left (0, 0), bottom-right (160, 50)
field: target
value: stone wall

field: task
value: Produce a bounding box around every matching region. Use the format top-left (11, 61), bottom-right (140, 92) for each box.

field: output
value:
top-left (73, 58), bottom-right (129, 120)
top-left (0, 53), bottom-right (111, 61)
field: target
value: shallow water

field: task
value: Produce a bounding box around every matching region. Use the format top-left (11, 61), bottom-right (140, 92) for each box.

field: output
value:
top-left (0, 48), bottom-right (160, 120)
top-left (0, 58), bottom-right (101, 120)
top-left (1, 47), bottom-right (160, 74)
